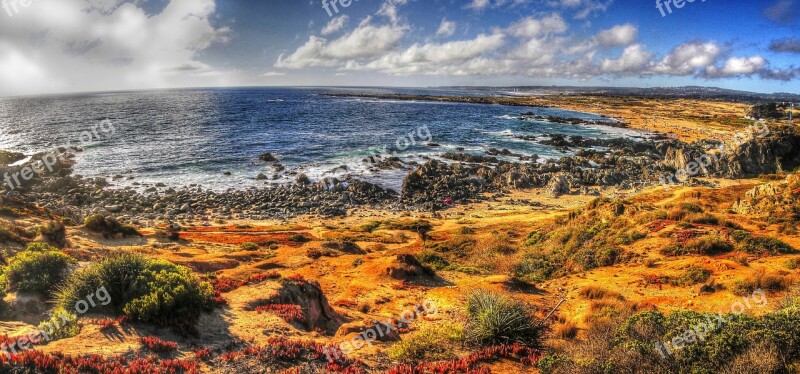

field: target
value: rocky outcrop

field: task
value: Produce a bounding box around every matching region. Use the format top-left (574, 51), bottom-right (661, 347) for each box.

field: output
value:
top-left (276, 277), bottom-right (342, 332)
top-left (662, 125), bottom-right (800, 179)
top-left (733, 173), bottom-right (800, 218)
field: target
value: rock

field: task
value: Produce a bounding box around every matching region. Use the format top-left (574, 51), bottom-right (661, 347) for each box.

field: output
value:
top-left (296, 174), bottom-right (311, 185)
top-left (274, 277), bottom-right (342, 332)
top-left (256, 173), bottom-right (268, 180)
top-left (259, 153), bottom-right (278, 162)
top-left (546, 174), bottom-right (570, 197)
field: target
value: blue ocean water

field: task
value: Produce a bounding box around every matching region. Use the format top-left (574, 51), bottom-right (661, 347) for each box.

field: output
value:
top-left (0, 87), bottom-right (647, 192)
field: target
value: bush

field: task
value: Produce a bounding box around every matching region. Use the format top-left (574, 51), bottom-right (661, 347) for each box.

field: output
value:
top-left (672, 266), bottom-right (712, 286)
top-left (419, 251), bottom-right (449, 270)
top-left (733, 272), bottom-right (792, 296)
top-left (731, 230), bottom-right (795, 255)
top-left (240, 242), bottom-right (259, 251)
top-left (464, 290), bottom-right (542, 346)
top-left (54, 253), bottom-right (213, 334)
top-left (578, 286), bottom-right (624, 300)
top-left (39, 221), bottom-right (67, 248)
top-left (84, 214), bottom-right (141, 239)
top-left (386, 322), bottom-right (464, 362)
top-left (38, 307), bottom-right (79, 340)
top-left (2, 243), bottom-right (75, 295)
top-left (515, 256), bottom-right (558, 283)
top-left (661, 236), bottom-right (734, 256)
top-left (287, 234), bottom-right (311, 243)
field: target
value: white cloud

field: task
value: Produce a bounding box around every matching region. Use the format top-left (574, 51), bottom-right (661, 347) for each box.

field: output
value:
top-left (600, 44), bottom-right (651, 73)
top-left (354, 33), bottom-right (506, 74)
top-left (322, 15), bottom-right (349, 36)
top-left (707, 56), bottom-right (767, 76)
top-left (507, 14), bottom-right (568, 38)
top-left (596, 24), bottom-right (637, 47)
top-left (651, 41), bottom-right (722, 76)
top-left (262, 71), bottom-right (286, 77)
top-left (276, 20), bottom-right (408, 69)
top-left (437, 18), bottom-right (456, 37)
top-left (466, 0), bottom-right (492, 10)
top-left (0, 0), bottom-right (229, 96)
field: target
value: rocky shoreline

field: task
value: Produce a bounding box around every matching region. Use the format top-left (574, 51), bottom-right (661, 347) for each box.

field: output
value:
top-left (1, 120), bottom-right (798, 227)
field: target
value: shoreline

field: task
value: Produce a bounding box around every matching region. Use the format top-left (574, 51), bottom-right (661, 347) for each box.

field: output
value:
top-left (323, 93), bottom-right (753, 143)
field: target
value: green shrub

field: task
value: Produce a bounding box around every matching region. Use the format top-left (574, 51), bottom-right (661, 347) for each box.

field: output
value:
top-left (359, 221), bottom-right (382, 233)
top-left (680, 203), bottom-right (704, 213)
top-left (459, 226), bottom-right (476, 235)
top-left (288, 234), bottom-right (311, 243)
top-left (83, 214), bottom-right (141, 239)
top-left (730, 230), bottom-right (794, 255)
top-left (2, 243), bottom-right (75, 295)
top-left (661, 236), bottom-right (734, 256)
top-left (37, 307), bottom-right (79, 341)
top-left (514, 256), bottom-right (558, 283)
top-left (616, 230), bottom-right (646, 245)
top-left (464, 290), bottom-right (542, 346)
top-left (240, 242), bottom-right (259, 251)
top-left (54, 253), bottom-right (213, 334)
top-left (672, 266), bottom-right (712, 286)
top-left (419, 251), bottom-right (450, 270)
top-left (386, 322), bottom-right (464, 361)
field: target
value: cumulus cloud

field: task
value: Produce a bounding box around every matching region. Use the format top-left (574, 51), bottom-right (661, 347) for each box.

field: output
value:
top-left (0, 0), bottom-right (229, 96)
top-left (353, 33), bottom-right (506, 75)
top-left (596, 24), bottom-right (637, 47)
top-left (706, 56), bottom-right (767, 77)
top-left (276, 3), bottom-right (798, 83)
top-left (651, 41), bottom-right (722, 76)
top-left (600, 44), bottom-right (652, 73)
top-left (507, 14), bottom-right (568, 38)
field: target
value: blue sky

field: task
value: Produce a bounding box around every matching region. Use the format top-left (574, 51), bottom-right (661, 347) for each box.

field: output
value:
top-left (0, 0), bottom-right (798, 96)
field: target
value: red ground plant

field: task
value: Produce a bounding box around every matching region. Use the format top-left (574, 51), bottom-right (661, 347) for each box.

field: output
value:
top-left (255, 304), bottom-right (305, 323)
top-left (0, 350), bottom-right (198, 373)
top-left (140, 336), bottom-right (179, 353)
top-left (386, 343), bottom-right (541, 374)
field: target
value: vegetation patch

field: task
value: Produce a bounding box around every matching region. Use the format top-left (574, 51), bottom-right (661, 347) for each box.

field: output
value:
top-left (55, 253), bottom-right (213, 334)
top-left (465, 290), bottom-right (542, 346)
top-left (2, 242), bottom-right (75, 295)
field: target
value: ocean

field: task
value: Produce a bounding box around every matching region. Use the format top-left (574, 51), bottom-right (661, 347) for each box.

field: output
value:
top-left (0, 87), bottom-right (647, 192)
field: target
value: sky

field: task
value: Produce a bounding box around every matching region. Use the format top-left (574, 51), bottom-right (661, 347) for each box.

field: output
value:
top-left (0, 0), bottom-right (799, 97)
